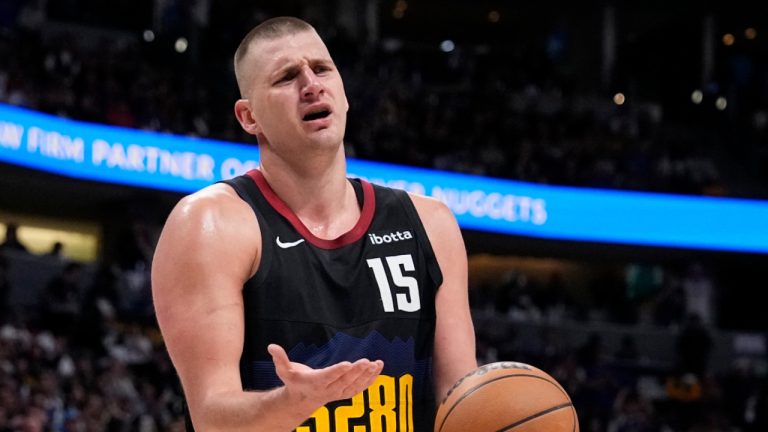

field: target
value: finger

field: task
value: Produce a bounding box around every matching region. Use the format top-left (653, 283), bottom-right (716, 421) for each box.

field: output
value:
top-left (371, 360), bottom-right (384, 373)
top-left (361, 360), bottom-right (384, 386)
top-left (267, 344), bottom-right (288, 365)
top-left (341, 361), bottom-right (383, 396)
top-left (321, 361), bottom-right (371, 401)
top-left (327, 360), bottom-right (371, 393)
top-left (268, 344), bottom-right (293, 377)
top-left (332, 359), bottom-right (383, 393)
top-left (316, 360), bottom-right (354, 387)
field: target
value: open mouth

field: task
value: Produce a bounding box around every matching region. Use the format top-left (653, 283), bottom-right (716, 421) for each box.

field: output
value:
top-left (302, 109), bottom-right (331, 121)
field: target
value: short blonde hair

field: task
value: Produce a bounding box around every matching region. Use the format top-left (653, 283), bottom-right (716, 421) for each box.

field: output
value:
top-left (233, 16), bottom-right (316, 96)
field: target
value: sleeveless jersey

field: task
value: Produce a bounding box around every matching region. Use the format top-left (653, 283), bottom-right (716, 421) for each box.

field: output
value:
top-left (222, 169), bottom-right (443, 432)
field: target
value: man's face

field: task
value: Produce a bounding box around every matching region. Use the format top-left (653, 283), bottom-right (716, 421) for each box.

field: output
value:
top-left (240, 30), bottom-right (349, 155)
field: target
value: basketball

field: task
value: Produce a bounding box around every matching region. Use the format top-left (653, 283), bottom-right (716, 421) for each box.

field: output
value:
top-left (435, 362), bottom-right (579, 432)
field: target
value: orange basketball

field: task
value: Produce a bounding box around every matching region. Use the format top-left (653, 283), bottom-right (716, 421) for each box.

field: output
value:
top-left (435, 362), bottom-right (579, 432)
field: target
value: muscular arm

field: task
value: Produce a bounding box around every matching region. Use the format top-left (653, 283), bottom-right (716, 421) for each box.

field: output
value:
top-left (152, 184), bottom-right (382, 431)
top-left (410, 195), bottom-right (477, 402)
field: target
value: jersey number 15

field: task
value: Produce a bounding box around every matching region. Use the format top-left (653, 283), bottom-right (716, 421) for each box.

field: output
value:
top-left (366, 254), bottom-right (421, 313)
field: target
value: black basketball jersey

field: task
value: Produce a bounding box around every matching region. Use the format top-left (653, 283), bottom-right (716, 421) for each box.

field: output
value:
top-left (221, 169), bottom-right (443, 432)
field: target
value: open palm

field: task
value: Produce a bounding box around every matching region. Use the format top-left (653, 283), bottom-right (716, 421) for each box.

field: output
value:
top-left (268, 344), bottom-right (384, 406)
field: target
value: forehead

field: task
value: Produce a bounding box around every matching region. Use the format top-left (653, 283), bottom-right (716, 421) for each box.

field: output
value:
top-left (250, 31), bottom-right (332, 74)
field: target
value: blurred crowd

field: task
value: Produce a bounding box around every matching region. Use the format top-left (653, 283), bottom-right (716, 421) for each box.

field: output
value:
top-left (470, 262), bottom-right (768, 431)
top-left (3, 226), bottom-right (768, 431)
top-left (2, 1), bottom-right (768, 431)
top-left (1, 219), bottom-right (182, 432)
top-left (0, 320), bottom-right (185, 432)
top-left (473, 312), bottom-right (768, 432)
top-left (2, 1), bottom-right (767, 198)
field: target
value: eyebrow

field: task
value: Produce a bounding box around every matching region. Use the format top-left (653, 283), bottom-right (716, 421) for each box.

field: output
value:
top-left (271, 62), bottom-right (300, 80)
top-left (269, 58), bottom-right (333, 80)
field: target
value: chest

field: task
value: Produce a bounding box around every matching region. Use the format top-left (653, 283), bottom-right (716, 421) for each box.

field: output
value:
top-left (247, 226), bottom-right (435, 327)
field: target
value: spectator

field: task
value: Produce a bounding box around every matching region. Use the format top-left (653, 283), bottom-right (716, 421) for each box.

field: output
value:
top-left (607, 388), bottom-right (656, 432)
top-left (675, 313), bottom-right (713, 378)
top-left (0, 223), bottom-right (28, 253)
top-left (614, 334), bottom-right (640, 365)
top-left (752, 374), bottom-right (768, 431)
top-left (45, 242), bottom-right (64, 260)
top-left (40, 262), bottom-right (83, 335)
top-left (74, 262), bottom-right (119, 351)
top-left (682, 262), bottom-right (717, 327)
top-left (0, 256), bottom-right (11, 324)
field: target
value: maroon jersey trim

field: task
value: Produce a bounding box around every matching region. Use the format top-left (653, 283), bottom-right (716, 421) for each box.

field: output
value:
top-left (246, 169), bottom-right (376, 249)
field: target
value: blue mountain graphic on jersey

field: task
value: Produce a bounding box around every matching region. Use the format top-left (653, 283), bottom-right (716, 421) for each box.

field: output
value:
top-left (242, 330), bottom-right (431, 392)
top-left (289, 330), bottom-right (416, 374)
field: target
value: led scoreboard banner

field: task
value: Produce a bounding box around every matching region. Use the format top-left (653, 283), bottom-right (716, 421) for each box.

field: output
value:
top-left (2, 103), bottom-right (768, 254)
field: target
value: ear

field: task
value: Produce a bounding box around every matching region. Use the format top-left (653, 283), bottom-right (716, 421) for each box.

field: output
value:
top-left (234, 99), bottom-right (261, 136)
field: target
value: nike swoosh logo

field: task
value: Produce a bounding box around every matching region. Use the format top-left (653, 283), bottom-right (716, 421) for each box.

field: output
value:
top-left (276, 237), bottom-right (305, 249)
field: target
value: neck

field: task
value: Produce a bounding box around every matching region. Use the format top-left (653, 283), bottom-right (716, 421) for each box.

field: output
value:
top-left (258, 145), bottom-right (358, 239)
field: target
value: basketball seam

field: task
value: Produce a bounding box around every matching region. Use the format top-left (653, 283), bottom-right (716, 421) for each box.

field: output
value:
top-left (495, 403), bottom-right (573, 432)
top-left (572, 402), bottom-right (578, 432)
top-left (538, 373), bottom-right (579, 431)
top-left (437, 374), bottom-right (570, 432)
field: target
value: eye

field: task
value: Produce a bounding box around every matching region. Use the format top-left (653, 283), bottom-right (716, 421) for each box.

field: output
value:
top-left (274, 72), bottom-right (296, 85)
top-left (314, 64), bottom-right (332, 74)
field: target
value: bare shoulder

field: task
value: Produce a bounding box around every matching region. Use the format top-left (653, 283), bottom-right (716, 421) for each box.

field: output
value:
top-left (162, 183), bottom-right (259, 247)
top-left (153, 182), bottom-right (261, 296)
top-left (406, 193), bottom-right (458, 235)
top-left (405, 193), bottom-right (466, 269)
top-left (168, 183), bottom-right (253, 228)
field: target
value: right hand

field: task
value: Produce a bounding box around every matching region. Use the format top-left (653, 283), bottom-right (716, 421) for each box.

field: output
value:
top-left (268, 344), bottom-right (384, 408)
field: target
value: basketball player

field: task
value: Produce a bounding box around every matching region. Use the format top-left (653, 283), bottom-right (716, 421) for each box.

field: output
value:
top-left (152, 17), bottom-right (477, 431)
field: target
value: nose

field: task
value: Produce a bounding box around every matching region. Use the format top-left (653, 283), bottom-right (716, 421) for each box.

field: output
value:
top-left (300, 67), bottom-right (323, 100)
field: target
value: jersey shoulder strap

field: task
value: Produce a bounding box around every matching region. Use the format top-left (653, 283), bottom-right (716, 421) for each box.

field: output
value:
top-left (217, 173), bottom-right (274, 287)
